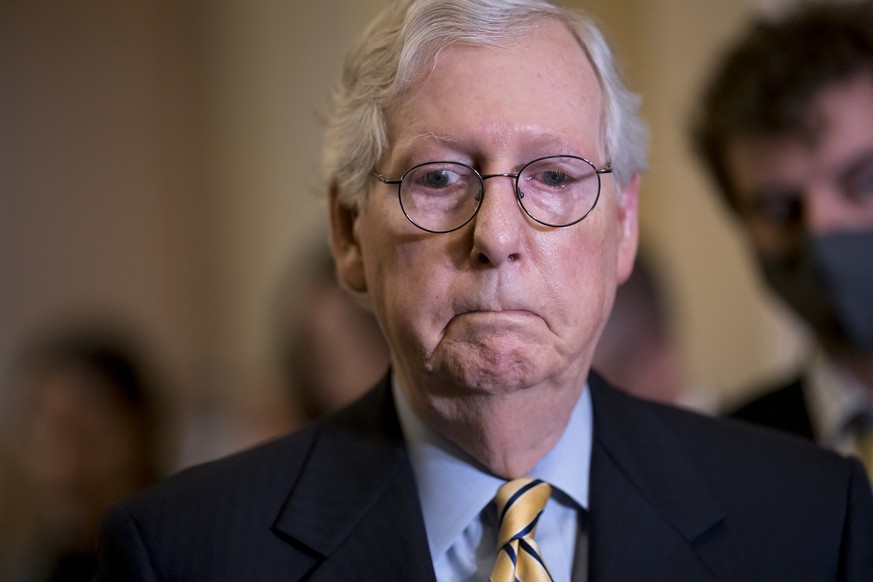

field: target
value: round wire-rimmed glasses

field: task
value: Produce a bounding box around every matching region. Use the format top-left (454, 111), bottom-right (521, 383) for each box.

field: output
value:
top-left (373, 155), bottom-right (612, 233)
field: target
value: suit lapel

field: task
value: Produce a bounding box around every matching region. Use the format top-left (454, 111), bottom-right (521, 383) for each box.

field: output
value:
top-left (272, 377), bottom-right (436, 581)
top-left (587, 372), bottom-right (726, 582)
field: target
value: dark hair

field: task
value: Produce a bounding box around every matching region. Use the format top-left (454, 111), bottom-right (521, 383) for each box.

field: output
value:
top-left (14, 327), bottom-right (164, 484)
top-left (691, 1), bottom-right (873, 210)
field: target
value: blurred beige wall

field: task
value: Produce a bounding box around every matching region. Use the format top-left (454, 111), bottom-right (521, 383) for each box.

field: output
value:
top-left (0, 2), bottom-right (211, 415)
top-left (1, 0), bottom-right (810, 465)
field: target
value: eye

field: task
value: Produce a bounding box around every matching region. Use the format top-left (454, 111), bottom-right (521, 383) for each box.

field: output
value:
top-left (747, 191), bottom-right (803, 229)
top-left (419, 169), bottom-right (454, 189)
top-left (842, 156), bottom-right (873, 202)
top-left (406, 163), bottom-right (469, 193)
top-left (522, 157), bottom-right (596, 191)
top-left (539, 170), bottom-right (569, 187)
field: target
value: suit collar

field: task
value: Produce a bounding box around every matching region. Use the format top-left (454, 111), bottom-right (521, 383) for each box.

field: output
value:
top-left (587, 371), bottom-right (726, 580)
top-left (272, 375), bottom-right (436, 580)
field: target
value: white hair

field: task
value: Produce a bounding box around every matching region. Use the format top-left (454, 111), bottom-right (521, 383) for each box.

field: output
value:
top-left (322, 0), bottom-right (648, 209)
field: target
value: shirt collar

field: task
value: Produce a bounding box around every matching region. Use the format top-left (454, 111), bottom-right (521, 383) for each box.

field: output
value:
top-left (393, 377), bottom-right (592, 561)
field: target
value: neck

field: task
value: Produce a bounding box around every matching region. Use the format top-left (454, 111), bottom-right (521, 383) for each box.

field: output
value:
top-left (399, 372), bottom-right (586, 479)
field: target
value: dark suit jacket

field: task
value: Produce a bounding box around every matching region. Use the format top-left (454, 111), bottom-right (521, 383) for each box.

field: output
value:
top-left (98, 372), bottom-right (873, 581)
top-left (728, 374), bottom-right (817, 440)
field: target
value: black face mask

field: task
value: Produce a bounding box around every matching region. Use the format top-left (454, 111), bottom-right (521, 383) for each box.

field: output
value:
top-left (759, 231), bottom-right (873, 352)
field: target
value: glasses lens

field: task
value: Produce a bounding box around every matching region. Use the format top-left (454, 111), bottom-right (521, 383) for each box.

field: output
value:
top-left (399, 162), bottom-right (482, 233)
top-left (517, 156), bottom-right (601, 227)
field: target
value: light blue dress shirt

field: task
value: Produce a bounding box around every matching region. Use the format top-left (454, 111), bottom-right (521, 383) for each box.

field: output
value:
top-left (393, 379), bottom-right (592, 582)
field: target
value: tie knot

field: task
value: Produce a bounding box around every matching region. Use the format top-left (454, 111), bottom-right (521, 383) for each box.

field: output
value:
top-left (495, 478), bottom-right (552, 547)
top-left (491, 478), bottom-right (554, 582)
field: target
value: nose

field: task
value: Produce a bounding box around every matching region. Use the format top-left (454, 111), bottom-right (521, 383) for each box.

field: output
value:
top-left (470, 174), bottom-right (524, 266)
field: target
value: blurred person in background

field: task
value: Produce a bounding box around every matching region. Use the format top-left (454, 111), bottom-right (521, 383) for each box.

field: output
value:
top-left (279, 246), bottom-right (390, 423)
top-left (0, 325), bottom-right (166, 582)
top-left (692, 1), bottom-right (873, 474)
top-left (174, 246), bottom-right (390, 466)
top-left (592, 248), bottom-right (712, 411)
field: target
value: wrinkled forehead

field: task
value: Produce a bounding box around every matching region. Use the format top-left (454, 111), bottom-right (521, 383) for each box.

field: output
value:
top-left (396, 12), bottom-right (597, 94)
top-left (385, 23), bottom-right (606, 148)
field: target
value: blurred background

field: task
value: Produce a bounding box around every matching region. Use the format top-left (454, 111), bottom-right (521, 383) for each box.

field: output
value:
top-left (1, 0), bottom-right (815, 472)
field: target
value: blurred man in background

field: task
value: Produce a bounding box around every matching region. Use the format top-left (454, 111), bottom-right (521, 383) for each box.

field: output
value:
top-left (279, 248), bottom-right (390, 423)
top-left (593, 250), bottom-right (680, 404)
top-left (593, 249), bottom-right (713, 410)
top-left (0, 326), bottom-right (165, 582)
top-left (692, 1), bottom-right (873, 473)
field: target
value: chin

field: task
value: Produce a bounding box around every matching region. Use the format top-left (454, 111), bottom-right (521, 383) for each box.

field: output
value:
top-left (438, 350), bottom-right (547, 394)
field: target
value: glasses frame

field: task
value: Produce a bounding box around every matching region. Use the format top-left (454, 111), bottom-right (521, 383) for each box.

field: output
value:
top-left (373, 155), bottom-right (613, 233)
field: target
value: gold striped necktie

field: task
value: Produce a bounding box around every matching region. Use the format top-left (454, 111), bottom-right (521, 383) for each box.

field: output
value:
top-left (490, 477), bottom-right (554, 582)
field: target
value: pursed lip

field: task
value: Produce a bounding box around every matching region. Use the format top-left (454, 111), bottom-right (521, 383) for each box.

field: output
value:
top-left (453, 294), bottom-right (538, 315)
top-left (459, 307), bottom-right (531, 315)
top-left (452, 307), bottom-right (538, 322)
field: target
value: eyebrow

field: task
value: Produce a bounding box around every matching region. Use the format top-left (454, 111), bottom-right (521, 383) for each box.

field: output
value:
top-left (742, 148), bottom-right (873, 203)
top-left (401, 131), bottom-right (464, 149)
top-left (396, 126), bottom-right (588, 156)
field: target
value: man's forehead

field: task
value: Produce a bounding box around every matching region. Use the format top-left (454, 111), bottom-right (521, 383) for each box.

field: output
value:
top-left (384, 31), bottom-right (605, 161)
top-left (393, 22), bottom-right (598, 100)
top-left (736, 73), bottom-right (873, 151)
top-left (729, 75), bottom-right (873, 182)
top-left (726, 132), bottom-right (815, 195)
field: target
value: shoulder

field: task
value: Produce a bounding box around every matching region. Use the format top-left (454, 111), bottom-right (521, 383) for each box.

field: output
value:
top-left (726, 375), bottom-right (815, 439)
top-left (588, 373), bottom-right (873, 577)
top-left (98, 381), bottom-right (403, 579)
top-left (118, 378), bottom-right (398, 516)
top-left (97, 425), bottom-right (324, 581)
top-left (590, 372), bottom-right (864, 504)
top-left (105, 421), bottom-right (321, 536)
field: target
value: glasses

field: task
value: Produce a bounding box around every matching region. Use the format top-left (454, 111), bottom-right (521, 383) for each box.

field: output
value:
top-left (373, 155), bottom-right (612, 233)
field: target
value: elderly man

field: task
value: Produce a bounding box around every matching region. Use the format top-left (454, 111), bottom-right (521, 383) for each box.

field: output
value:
top-left (98, 1), bottom-right (873, 580)
top-left (692, 2), bottom-right (873, 475)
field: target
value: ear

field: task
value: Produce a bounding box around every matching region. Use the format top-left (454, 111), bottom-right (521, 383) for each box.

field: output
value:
top-left (614, 173), bottom-right (640, 285)
top-left (328, 181), bottom-right (368, 293)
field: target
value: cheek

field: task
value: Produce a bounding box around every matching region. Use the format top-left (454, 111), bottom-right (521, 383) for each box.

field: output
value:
top-left (539, 229), bottom-right (616, 325)
top-left (557, 212), bottom-right (621, 281)
top-left (361, 234), bottom-right (450, 352)
top-left (579, 213), bottom-right (626, 305)
top-left (355, 204), bottom-right (403, 298)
